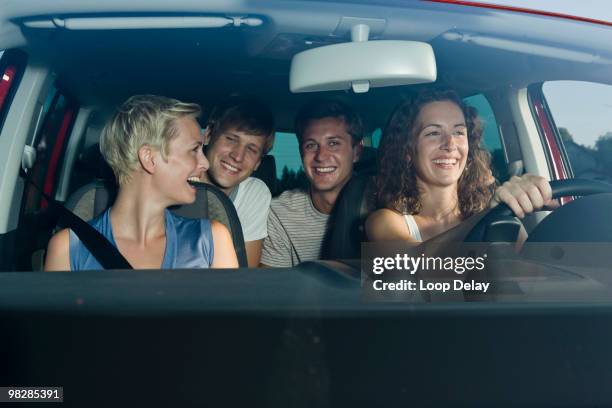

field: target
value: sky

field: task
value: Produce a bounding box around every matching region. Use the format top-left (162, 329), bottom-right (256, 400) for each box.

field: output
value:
top-left (544, 81), bottom-right (612, 147)
top-left (466, 0), bottom-right (612, 22)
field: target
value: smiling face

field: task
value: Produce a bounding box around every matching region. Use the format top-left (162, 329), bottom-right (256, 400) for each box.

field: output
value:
top-left (300, 116), bottom-right (360, 196)
top-left (412, 100), bottom-right (469, 188)
top-left (155, 116), bottom-right (209, 205)
top-left (205, 128), bottom-right (266, 194)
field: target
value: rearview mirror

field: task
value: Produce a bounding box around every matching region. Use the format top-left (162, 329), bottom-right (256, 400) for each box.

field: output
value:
top-left (290, 40), bottom-right (437, 93)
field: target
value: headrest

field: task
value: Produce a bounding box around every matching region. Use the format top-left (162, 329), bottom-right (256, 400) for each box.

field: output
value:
top-left (251, 154), bottom-right (277, 195)
top-left (77, 143), bottom-right (115, 181)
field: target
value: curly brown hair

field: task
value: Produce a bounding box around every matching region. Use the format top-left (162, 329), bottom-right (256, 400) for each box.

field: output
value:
top-left (376, 88), bottom-right (495, 218)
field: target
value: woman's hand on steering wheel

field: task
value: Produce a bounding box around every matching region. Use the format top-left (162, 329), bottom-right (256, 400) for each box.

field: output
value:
top-left (467, 178), bottom-right (612, 243)
top-left (489, 174), bottom-right (559, 219)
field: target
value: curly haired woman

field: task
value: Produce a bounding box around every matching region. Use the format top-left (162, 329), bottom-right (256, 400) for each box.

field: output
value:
top-left (366, 88), bottom-right (555, 242)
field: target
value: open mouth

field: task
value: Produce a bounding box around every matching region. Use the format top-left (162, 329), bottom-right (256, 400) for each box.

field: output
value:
top-left (220, 160), bottom-right (240, 174)
top-left (432, 158), bottom-right (458, 169)
top-left (314, 166), bottom-right (337, 175)
top-left (187, 176), bottom-right (201, 189)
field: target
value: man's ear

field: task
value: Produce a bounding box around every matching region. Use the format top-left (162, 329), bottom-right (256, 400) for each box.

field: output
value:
top-left (203, 126), bottom-right (212, 145)
top-left (253, 158), bottom-right (262, 172)
top-left (352, 140), bottom-right (364, 163)
top-left (138, 145), bottom-right (156, 174)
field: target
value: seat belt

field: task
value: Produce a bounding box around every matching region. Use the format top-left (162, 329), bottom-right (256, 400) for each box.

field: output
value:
top-left (54, 202), bottom-right (133, 269)
top-left (23, 171), bottom-right (132, 270)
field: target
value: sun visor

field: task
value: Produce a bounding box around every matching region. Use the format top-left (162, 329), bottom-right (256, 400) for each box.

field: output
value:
top-left (290, 39), bottom-right (437, 93)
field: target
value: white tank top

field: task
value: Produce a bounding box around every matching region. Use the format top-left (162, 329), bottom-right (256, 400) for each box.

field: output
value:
top-left (403, 214), bottom-right (423, 242)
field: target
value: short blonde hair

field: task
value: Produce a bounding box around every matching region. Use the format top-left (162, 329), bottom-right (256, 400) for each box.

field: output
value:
top-left (100, 95), bottom-right (201, 186)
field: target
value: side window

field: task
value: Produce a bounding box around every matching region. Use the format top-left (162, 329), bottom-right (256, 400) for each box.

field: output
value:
top-left (464, 94), bottom-right (508, 182)
top-left (542, 81), bottom-right (612, 183)
top-left (22, 86), bottom-right (79, 213)
top-left (269, 131), bottom-right (308, 194)
top-left (0, 49), bottom-right (28, 133)
top-left (370, 128), bottom-right (382, 148)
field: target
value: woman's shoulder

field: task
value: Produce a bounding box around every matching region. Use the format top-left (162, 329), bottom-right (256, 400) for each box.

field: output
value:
top-left (44, 228), bottom-right (71, 271)
top-left (368, 208), bottom-right (404, 223)
top-left (366, 208), bottom-right (415, 242)
top-left (209, 221), bottom-right (234, 255)
top-left (48, 228), bottom-right (71, 249)
top-left (209, 220), bottom-right (230, 239)
top-left (209, 220), bottom-right (239, 268)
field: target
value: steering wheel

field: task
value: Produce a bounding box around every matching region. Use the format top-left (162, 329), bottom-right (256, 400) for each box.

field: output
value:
top-left (465, 178), bottom-right (612, 243)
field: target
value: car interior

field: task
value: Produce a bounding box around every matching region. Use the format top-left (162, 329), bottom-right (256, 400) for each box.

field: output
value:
top-left (2, 1), bottom-right (612, 405)
top-left (2, 1), bottom-right (611, 271)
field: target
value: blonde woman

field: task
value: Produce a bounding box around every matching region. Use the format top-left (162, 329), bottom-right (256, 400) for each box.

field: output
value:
top-left (45, 95), bottom-right (238, 270)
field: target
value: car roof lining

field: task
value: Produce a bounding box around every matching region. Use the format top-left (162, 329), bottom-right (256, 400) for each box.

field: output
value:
top-left (4, 0), bottom-right (612, 129)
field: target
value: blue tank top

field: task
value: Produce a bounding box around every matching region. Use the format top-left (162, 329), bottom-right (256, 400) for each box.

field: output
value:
top-left (68, 209), bottom-right (214, 270)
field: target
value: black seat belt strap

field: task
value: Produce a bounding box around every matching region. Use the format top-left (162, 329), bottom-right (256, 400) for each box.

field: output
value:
top-left (23, 172), bottom-right (132, 269)
top-left (54, 203), bottom-right (133, 269)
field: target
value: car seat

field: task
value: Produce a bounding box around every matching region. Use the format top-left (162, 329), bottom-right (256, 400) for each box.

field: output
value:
top-left (251, 154), bottom-right (277, 195)
top-left (63, 179), bottom-right (249, 267)
top-left (322, 169), bottom-right (377, 260)
top-left (353, 146), bottom-right (377, 175)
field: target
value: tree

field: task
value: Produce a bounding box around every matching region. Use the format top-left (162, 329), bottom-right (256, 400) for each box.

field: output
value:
top-left (276, 166), bottom-right (310, 194)
top-left (294, 168), bottom-right (309, 190)
top-left (595, 132), bottom-right (612, 178)
top-left (558, 127), bottom-right (574, 143)
top-left (278, 166), bottom-right (296, 193)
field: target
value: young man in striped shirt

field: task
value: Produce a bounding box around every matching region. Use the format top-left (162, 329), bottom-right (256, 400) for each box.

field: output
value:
top-left (260, 99), bottom-right (363, 267)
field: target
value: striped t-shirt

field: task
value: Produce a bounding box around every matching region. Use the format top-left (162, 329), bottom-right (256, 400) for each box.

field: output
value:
top-left (261, 189), bottom-right (329, 267)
